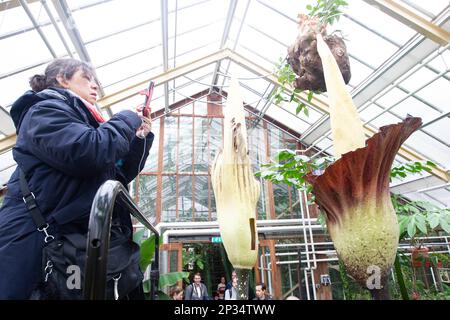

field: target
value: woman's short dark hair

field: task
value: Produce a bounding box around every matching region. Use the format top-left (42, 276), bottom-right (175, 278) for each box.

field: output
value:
top-left (29, 58), bottom-right (94, 92)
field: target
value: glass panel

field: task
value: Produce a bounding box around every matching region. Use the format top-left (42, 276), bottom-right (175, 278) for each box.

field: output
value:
top-left (163, 116), bottom-right (178, 172)
top-left (208, 118), bottom-right (223, 162)
top-left (142, 118), bottom-right (160, 173)
top-left (179, 116), bottom-right (193, 172)
top-left (257, 179), bottom-right (268, 220)
top-left (194, 175), bottom-right (209, 221)
top-left (194, 101), bottom-right (207, 116)
top-left (268, 126), bottom-right (283, 158)
top-left (169, 250), bottom-right (179, 273)
top-left (180, 102), bottom-right (193, 115)
top-left (0, 30), bottom-right (52, 77)
top-left (178, 175), bottom-right (193, 222)
top-left (210, 177), bottom-right (217, 221)
top-left (71, 0), bottom-right (161, 43)
top-left (274, 183), bottom-right (290, 218)
top-left (194, 117), bottom-right (208, 172)
top-left (162, 175), bottom-right (177, 222)
top-left (137, 175), bottom-right (157, 220)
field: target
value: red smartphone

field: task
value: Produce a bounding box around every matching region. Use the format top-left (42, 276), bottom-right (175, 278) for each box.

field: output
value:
top-left (142, 81), bottom-right (155, 117)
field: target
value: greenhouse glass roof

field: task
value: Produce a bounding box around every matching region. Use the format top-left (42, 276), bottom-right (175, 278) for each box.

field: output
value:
top-left (0, 0), bottom-right (449, 207)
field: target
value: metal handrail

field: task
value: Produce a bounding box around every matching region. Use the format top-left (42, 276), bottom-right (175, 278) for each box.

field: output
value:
top-left (83, 180), bottom-right (160, 300)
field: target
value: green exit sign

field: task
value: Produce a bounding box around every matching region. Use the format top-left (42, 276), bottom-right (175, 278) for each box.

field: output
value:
top-left (211, 236), bottom-right (222, 243)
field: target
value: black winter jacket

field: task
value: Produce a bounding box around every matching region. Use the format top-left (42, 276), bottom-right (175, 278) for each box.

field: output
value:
top-left (0, 87), bottom-right (154, 299)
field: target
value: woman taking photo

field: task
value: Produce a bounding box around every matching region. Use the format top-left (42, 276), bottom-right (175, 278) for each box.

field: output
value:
top-left (0, 58), bottom-right (154, 299)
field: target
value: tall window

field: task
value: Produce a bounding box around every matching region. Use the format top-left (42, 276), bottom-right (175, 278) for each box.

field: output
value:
top-left (134, 94), bottom-right (302, 223)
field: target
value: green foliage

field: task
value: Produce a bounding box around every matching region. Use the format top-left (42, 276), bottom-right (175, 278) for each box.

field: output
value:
top-left (271, 57), bottom-right (315, 117)
top-left (256, 148), bottom-right (334, 193)
top-left (139, 235), bottom-right (157, 272)
top-left (392, 253), bottom-right (450, 300)
top-left (306, 0), bottom-right (348, 25)
top-left (158, 271), bottom-right (190, 289)
top-left (390, 161), bottom-right (437, 181)
top-left (316, 210), bottom-right (327, 230)
top-left (393, 195), bottom-right (450, 241)
top-left (182, 245), bottom-right (206, 270)
top-left (338, 260), bottom-right (353, 300)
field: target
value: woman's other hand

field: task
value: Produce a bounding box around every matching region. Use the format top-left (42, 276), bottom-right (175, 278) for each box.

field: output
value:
top-left (136, 114), bottom-right (152, 139)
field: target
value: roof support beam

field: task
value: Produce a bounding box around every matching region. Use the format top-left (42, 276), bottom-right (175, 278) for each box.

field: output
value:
top-left (362, 0), bottom-right (450, 46)
top-left (0, 135), bottom-right (16, 154)
top-left (160, 0), bottom-right (169, 113)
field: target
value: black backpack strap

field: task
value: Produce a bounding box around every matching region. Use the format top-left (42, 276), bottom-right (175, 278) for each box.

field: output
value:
top-left (18, 168), bottom-right (54, 243)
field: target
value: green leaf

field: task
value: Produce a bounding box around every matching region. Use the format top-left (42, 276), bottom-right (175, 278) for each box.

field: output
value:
top-left (415, 214), bottom-right (428, 235)
top-left (428, 212), bottom-right (440, 229)
top-left (196, 260), bottom-right (204, 269)
top-left (140, 235), bottom-right (156, 272)
top-left (426, 161), bottom-right (437, 167)
top-left (306, 4), bottom-right (312, 10)
top-left (398, 215), bottom-right (409, 237)
top-left (296, 103), bottom-right (306, 115)
top-left (407, 217), bottom-right (416, 238)
top-left (303, 106), bottom-right (309, 117)
top-left (307, 90), bottom-right (314, 102)
top-left (159, 271), bottom-right (190, 289)
top-left (440, 215), bottom-right (450, 233)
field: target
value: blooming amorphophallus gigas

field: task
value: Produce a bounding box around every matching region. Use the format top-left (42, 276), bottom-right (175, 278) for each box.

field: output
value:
top-left (305, 34), bottom-right (422, 300)
top-left (211, 77), bottom-right (260, 300)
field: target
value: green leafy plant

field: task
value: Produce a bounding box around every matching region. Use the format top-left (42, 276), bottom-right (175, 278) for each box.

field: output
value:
top-left (182, 245), bottom-right (206, 270)
top-left (306, 0), bottom-right (348, 25)
top-left (393, 196), bottom-right (450, 243)
top-left (255, 149), bottom-right (334, 193)
top-left (271, 57), bottom-right (315, 117)
top-left (390, 160), bottom-right (437, 181)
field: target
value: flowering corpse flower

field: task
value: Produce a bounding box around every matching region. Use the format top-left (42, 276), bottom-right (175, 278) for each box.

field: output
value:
top-left (302, 34), bottom-right (422, 299)
top-left (306, 116), bottom-right (422, 299)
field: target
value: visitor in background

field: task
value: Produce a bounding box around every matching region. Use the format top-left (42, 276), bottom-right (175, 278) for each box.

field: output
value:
top-left (217, 276), bottom-right (226, 292)
top-left (225, 270), bottom-right (237, 292)
top-left (253, 283), bottom-right (274, 300)
top-left (170, 286), bottom-right (184, 300)
top-left (225, 277), bottom-right (238, 300)
top-left (184, 272), bottom-right (209, 300)
top-left (217, 286), bottom-right (226, 300)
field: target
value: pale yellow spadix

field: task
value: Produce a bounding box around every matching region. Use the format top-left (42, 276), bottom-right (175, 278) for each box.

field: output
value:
top-left (211, 77), bottom-right (260, 269)
top-left (316, 33), bottom-right (366, 159)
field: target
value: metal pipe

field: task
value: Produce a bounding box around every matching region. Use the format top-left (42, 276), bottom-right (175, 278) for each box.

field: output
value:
top-left (267, 262), bottom-right (273, 296)
top-left (155, 218), bottom-right (318, 234)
